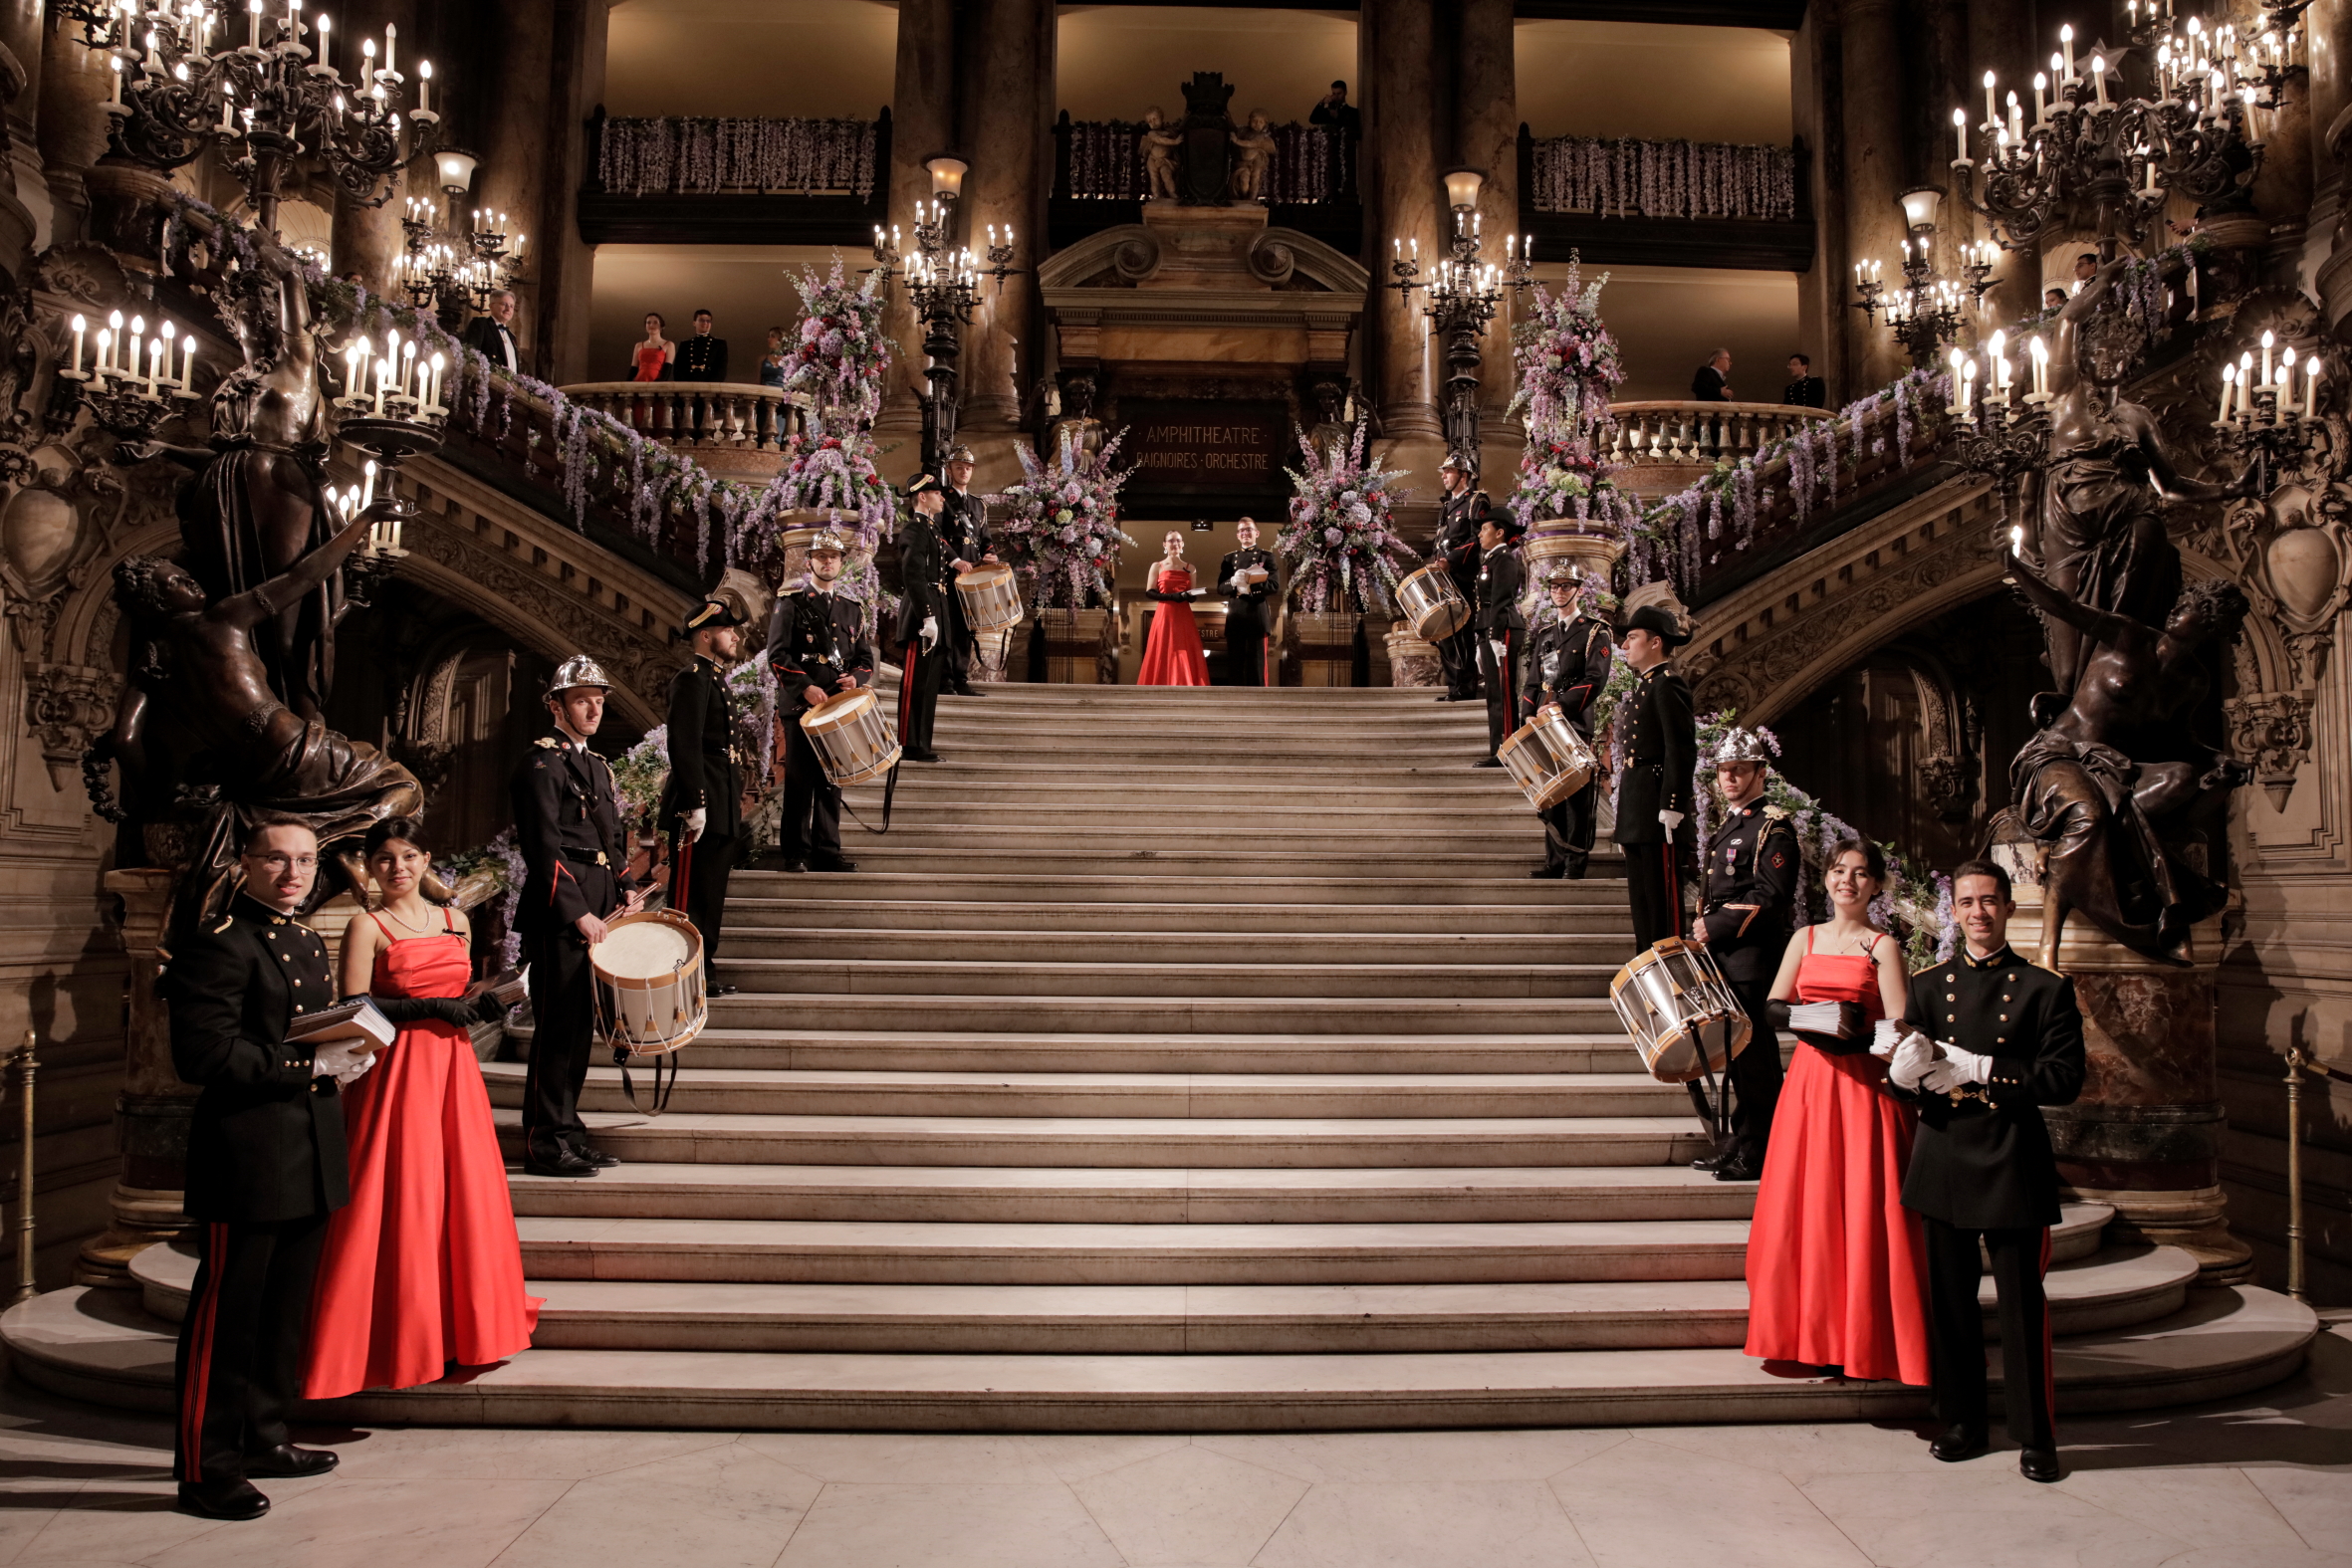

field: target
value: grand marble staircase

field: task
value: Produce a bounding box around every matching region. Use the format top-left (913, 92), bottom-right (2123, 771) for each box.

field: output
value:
top-left (1, 685), bottom-right (2318, 1429)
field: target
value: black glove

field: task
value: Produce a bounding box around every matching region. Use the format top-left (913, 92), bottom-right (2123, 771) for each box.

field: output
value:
top-left (1764, 1000), bottom-right (1791, 1031)
top-left (368, 995), bottom-right (478, 1027)
top-left (469, 991), bottom-right (513, 1024)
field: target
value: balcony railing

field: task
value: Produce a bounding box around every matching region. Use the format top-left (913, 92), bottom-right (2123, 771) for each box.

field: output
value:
top-left (594, 114), bottom-right (882, 198)
top-left (1608, 400), bottom-right (1835, 476)
top-left (558, 381), bottom-right (813, 456)
top-left (1054, 114), bottom-right (1353, 204)
top-left (1529, 135), bottom-right (1797, 222)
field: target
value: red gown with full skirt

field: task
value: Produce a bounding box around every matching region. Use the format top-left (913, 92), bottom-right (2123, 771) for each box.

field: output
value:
top-left (304, 913), bottom-right (541, 1398)
top-left (1137, 566), bottom-right (1210, 686)
top-left (1742, 929), bottom-right (1933, 1385)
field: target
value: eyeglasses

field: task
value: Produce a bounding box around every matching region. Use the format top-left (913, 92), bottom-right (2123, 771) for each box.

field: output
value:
top-left (248, 853), bottom-right (318, 872)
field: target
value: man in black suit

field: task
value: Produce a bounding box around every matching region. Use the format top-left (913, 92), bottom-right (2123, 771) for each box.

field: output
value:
top-left (936, 445), bottom-right (993, 697)
top-left (1522, 562), bottom-right (1613, 879)
top-left (771, 529), bottom-right (874, 871)
top-left (1888, 859), bottom-right (2086, 1483)
top-left (1429, 454), bottom-right (1489, 702)
top-left (164, 818), bottom-right (364, 1520)
top-left (1472, 512), bottom-right (1527, 769)
top-left (1689, 726), bottom-right (1800, 1181)
top-left (662, 599), bottom-right (746, 993)
top-left (894, 476), bottom-right (950, 763)
top-left (512, 655), bottom-right (644, 1179)
top-left (1307, 79), bottom-right (1360, 137)
top-left (1782, 353), bottom-right (1826, 408)
top-left (676, 309), bottom-right (728, 382)
top-left (1615, 604), bottom-right (1696, 950)
top-left (1692, 348), bottom-right (1734, 401)
top-left (1217, 516), bottom-right (1280, 686)
top-left (462, 289), bottom-right (521, 374)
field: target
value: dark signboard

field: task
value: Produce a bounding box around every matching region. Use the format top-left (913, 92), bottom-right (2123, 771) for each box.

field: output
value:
top-left (1118, 398), bottom-right (1291, 514)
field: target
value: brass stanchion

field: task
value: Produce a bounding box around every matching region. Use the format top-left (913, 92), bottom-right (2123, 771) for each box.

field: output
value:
top-left (8, 1028), bottom-right (35, 1307)
top-left (2283, 1044), bottom-right (2352, 1305)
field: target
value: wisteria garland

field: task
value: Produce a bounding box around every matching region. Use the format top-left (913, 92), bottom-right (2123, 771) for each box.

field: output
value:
top-left (434, 829), bottom-right (525, 971)
top-left (1277, 425), bottom-right (1420, 615)
top-left (1529, 136), bottom-right (1797, 222)
top-left (992, 427), bottom-right (1139, 611)
top-left (782, 256), bottom-right (891, 426)
top-left (600, 116), bottom-right (879, 199)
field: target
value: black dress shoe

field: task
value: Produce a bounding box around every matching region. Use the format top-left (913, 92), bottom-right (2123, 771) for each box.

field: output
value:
top-left (1930, 1424), bottom-right (1990, 1463)
top-left (570, 1143), bottom-right (621, 1169)
top-left (524, 1146), bottom-right (599, 1178)
top-left (1713, 1149), bottom-right (1763, 1182)
top-left (781, 859), bottom-right (808, 874)
top-left (2018, 1446), bottom-right (2062, 1483)
top-left (713, 984), bottom-right (739, 997)
top-left (1529, 865), bottom-right (1565, 879)
top-left (178, 1477), bottom-right (270, 1520)
top-left (1690, 1151), bottom-right (1726, 1173)
top-left (1473, 757), bottom-right (1504, 770)
top-left (904, 747), bottom-right (941, 762)
top-left (950, 683), bottom-right (985, 697)
top-left (245, 1443), bottom-right (338, 1478)
top-left (810, 856), bottom-right (858, 873)
top-left (1563, 858), bottom-right (1589, 880)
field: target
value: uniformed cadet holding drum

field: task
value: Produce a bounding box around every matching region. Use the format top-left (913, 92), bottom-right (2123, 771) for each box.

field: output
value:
top-left (662, 599), bottom-right (747, 990)
top-left (511, 655), bottom-right (645, 1179)
top-left (1522, 562), bottom-right (1614, 880)
top-left (770, 528), bottom-right (875, 872)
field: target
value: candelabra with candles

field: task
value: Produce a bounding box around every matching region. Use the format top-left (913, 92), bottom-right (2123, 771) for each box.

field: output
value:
top-left (1852, 187), bottom-right (1999, 367)
top-left (1944, 328), bottom-right (2056, 535)
top-left (54, 308), bottom-right (201, 457)
top-left (1386, 168), bottom-right (1534, 461)
top-left (2215, 329), bottom-right (2329, 490)
top-left (60, 0), bottom-right (438, 235)
top-left (395, 148), bottom-right (528, 325)
top-left (1950, 17), bottom-right (2259, 254)
top-left (868, 154), bottom-right (1021, 473)
top-left (327, 322), bottom-right (449, 604)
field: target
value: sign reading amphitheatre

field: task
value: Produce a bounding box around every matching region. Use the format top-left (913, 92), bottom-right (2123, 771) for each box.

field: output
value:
top-left (1119, 399), bottom-right (1290, 505)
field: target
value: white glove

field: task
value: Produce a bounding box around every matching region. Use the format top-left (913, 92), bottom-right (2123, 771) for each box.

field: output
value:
top-left (684, 807), bottom-right (707, 844)
top-left (1921, 1044), bottom-right (1995, 1095)
top-left (1888, 1030), bottom-right (1937, 1091)
top-left (1659, 810), bottom-right (1686, 834)
top-left (313, 1042), bottom-right (376, 1087)
top-left (1490, 639), bottom-right (1509, 669)
top-left (920, 615), bottom-right (939, 651)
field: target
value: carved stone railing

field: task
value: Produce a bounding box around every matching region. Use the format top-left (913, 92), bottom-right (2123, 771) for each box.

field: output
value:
top-left (1605, 400), bottom-right (1836, 498)
top-left (557, 381), bottom-right (811, 476)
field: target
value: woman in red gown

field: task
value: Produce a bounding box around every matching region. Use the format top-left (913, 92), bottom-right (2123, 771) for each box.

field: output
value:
top-left (1137, 530), bottom-right (1210, 686)
top-left (305, 818), bottom-right (540, 1399)
top-left (1744, 839), bottom-right (1932, 1385)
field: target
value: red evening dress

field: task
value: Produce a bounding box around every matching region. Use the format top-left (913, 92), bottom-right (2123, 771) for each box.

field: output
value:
top-left (1137, 566), bottom-right (1210, 686)
top-left (1742, 927), bottom-right (1933, 1384)
top-left (303, 911), bottom-right (540, 1398)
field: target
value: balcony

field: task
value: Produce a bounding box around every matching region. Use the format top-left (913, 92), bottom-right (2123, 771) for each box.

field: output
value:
top-left (557, 382), bottom-right (813, 478)
top-left (1519, 128), bottom-right (1814, 273)
top-left (577, 111), bottom-right (890, 247)
top-left (1605, 400), bottom-right (1837, 498)
top-left (1048, 113), bottom-right (1362, 255)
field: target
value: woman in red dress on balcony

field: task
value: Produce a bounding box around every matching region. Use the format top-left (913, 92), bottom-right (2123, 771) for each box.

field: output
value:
top-left (1137, 530), bottom-right (1210, 686)
top-left (304, 819), bottom-right (539, 1399)
top-left (1743, 838), bottom-right (1932, 1386)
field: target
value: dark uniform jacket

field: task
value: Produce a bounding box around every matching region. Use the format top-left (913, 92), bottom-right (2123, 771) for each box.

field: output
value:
top-left (163, 891), bottom-right (350, 1224)
top-left (771, 587), bottom-right (875, 711)
top-left (1900, 949), bottom-right (2088, 1232)
top-left (1217, 548), bottom-right (1280, 638)
top-left (1615, 662), bottom-right (1695, 845)
top-left (1523, 613), bottom-right (1612, 735)
top-left (1896, 946), bottom-right (2086, 1230)
top-left (659, 655), bottom-right (742, 837)
top-left (892, 507), bottom-right (952, 646)
top-left (1432, 488), bottom-right (1490, 591)
top-left (1700, 801), bottom-right (1800, 984)
top-left (1475, 545), bottom-right (1525, 636)
top-left (676, 333), bottom-right (729, 382)
top-left (1783, 375), bottom-right (1827, 409)
top-left (511, 731), bottom-right (635, 935)
top-left (938, 486), bottom-right (989, 565)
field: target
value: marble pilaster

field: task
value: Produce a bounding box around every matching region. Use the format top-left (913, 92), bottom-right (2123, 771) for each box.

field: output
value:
top-left (1364, 0), bottom-right (1441, 443)
top-left (1966, 0), bottom-right (2036, 326)
top-left (878, 0), bottom-right (954, 439)
top-left (34, 25), bottom-right (108, 247)
top-left (1454, 0), bottom-right (1517, 443)
top-left (1839, 0), bottom-right (1907, 393)
top-left (953, 0), bottom-right (1047, 435)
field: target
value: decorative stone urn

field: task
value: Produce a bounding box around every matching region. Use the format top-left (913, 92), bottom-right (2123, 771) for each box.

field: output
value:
top-left (1524, 517), bottom-right (1627, 586)
top-left (1386, 628), bottom-right (1440, 688)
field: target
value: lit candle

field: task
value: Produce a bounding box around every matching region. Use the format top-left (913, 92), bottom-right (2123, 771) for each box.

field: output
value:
top-left (246, 0), bottom-right (260, 50)
top-left (2030, 335), bottom-right (2049, 397)
top-left (1984, 69), bottom-right (1999, 124)
top-left (2092, 54), bottom-right (2108, 106)
top-left (428, 350), bottom-right (445, 412)
top-left (2219, 362), bottom-right (2235, 424)
top-left (2007, 91), bottom-right (2023, 141)
top-left (1953, 106), bottom-right (1969, 164)
top-left (2307, 357), bottom-right (2323, 418)
top-left (316, 11), bottom-right (329, 71)
top-left (94, 329), bottom-right (110, 380)
top-left (382, 21), bottom-right (393, 75)
top-left (108, 53), bottom-right (122, 108)
top-left (360, 458), bottom-right (376, 511)
top-left (417, 59), bottom-right (429, 115)
top-left (2061, 23), bottom-right (2076, 82)
top-left (181, 337), bottom-right (196, 388)
top-left (2033, 71), bottom-right (2047, 123)
top-left (1961, 356), bottom-right (1978, 420)
top-left (69, 315), bottom-right (85, 375)
top-left (2262, 329), bottom-right (2274, 385)
top-left (126, 316), bottom-right (142, 383)
top-left (1947, 346), bottom-right (1965, 414)
top-left (146, 336), bottom-right (163, 394)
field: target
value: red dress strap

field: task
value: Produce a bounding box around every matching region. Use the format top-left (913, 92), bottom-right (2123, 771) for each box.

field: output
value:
top-left (365, 911), bottom-right (395, 939)
top-left (441, 905), bottom-right (456, 933)
top-left (1804, 924), bottom-right (1814, 954)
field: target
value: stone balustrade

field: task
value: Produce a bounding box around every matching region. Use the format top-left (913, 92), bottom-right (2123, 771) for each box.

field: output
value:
top-left (557, 381), bottom-right (812, 476)
top-left (1607, 399), bottom-right (1835, 470)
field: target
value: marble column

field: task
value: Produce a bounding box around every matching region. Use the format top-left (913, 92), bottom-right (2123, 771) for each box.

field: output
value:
top-left (1791, 5), bottom-right (1842, 402)
top-left (1966, 0), bottom-right (2035, 325)
top-left (35, 26), bottom-right (110, 247)
top-left (0, 0), bottom-right (44, 242)
top-left (327, 0), bottom-right (416, 291)
top-left (1839, 0), bottom-right (1907, 393)
top-left (953, 0), bottom-right (1047, 435)
top-left (1455, 0), bottom-right (1518, 448)
top-left (1365, 0), bottom-right (1441, 441)
top-left (2306, 0), bottom-right (2352, 337)
top-left (478, 0), bottom-right (557, 375)
top-left (531, 0), bottom-right (605, 385)
top-left (879, 0), bottom-right (956, 439)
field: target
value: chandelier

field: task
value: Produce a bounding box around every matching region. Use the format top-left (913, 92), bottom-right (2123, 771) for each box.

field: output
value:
top-left (1942, 327), bottom-right (2054, 533)
top-left (395, 148), bottom-right (527, 325)
top-left (2215, 328), bottom-right (2327, 484)
top-left (1386, 167), bottom-right (1533, 461)
top-left (869, 154), bottom-right (1020, 472)
top-left (62, 0), bottom-right (438, 233)
top-left (1852, 187), bottom-right (1998, 367)
top-left (1950, 18), bottom-right (2260, 252)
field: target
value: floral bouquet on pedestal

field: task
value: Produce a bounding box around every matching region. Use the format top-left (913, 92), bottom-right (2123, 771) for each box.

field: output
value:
top-left (1506, 257), bottom-right (1643, 542)
top-left (782, 255), bottom-right (891, 427)
top-left (1276, 425), bottom-right (1418, 614)
top-left (993, 426), bottom-right (1136, 611)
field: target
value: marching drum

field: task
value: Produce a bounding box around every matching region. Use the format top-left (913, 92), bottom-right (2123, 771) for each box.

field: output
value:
top-left (1496, 705), bottom-right (1599, 809)
top-left (955, 562), bottom-right (1024, 634)
top-left (1395, 562), bottom-right (1472, 643)
top-left (1610, 938), bottom-right (1753, 1084)
top-left (800, 687), bottom-right (901, 786)
top-left (589, 908), bottom-right (709, 1056)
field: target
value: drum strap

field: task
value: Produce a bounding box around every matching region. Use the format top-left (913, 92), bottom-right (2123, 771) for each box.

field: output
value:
top-left (611, 1042), bottom-right (680, 1117)
top-left (838, 759), bottom-right (902, 835)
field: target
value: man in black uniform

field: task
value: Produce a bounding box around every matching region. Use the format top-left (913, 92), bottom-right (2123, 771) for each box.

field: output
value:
top-left (1888, 859), bottom-right (2086, 1483)
top-left (676, 309), bottom-right (728, 382)
top-left (1523, 562), bottom-right (1614, 879)
top-left (936, 445), bottom-right (993, 697)
top-left (662, 599), bottom-right (746, 994)
top-left (1688, 726), bottom-right (1800, 1181)
top-left (1428, 454), bottom-right (1489, 702)
top-left (894, 476), bottom-right (950, 763)
top-left (1217, 516), bottom-right (1280, 686)
top-left (512, 654), bottom-right (644, 1178)
top-left (1615, 603), bottom-right (1696, 951)
top-left (1472, 511), bottom-right (1527, 768)
top-left (771, 528), bottom-right (874, 871)
top-left (164, 818), bottom-right (364, 1519)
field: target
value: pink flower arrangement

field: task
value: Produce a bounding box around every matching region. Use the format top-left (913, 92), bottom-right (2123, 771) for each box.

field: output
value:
top-left (1277, 425), bottom-right (1418, 614)
top-left (993, 428), bottom-right (1137, 610)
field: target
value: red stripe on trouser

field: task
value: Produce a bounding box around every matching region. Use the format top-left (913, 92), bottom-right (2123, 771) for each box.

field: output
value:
top-left (898, 641), bottom-right (919, 737)
top-left (179, 1220), bottom-right (226, 1480)
top-left (671, 833), bottom-right (693, 914)
top-left (1506, 630), bottom-right (1520, 729)
top-left (2038, 1226), bottom-right (2056, 1432)
top-left (1661, 843), bottom-right (1681, 935)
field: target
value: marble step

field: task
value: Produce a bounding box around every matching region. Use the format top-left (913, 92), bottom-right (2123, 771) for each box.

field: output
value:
top-left (721, 899), bottom-right (1631, 937)
top-left (939, 688), bottom-right (1492, 708)
top-left (694, 992), bottom-right (1622, 1035)
top-left (830, 846), bottom-right (1569, 878)
top-left (501, 1161), bottom-right (1761, 1225)
top-left (888, 759), bottom-right (1535, 784)
top-left (904, 743), bottom-right (1501, 769)
top-left (711, 929), bottom-right (1636, 969)
top-left (481, 1065), bottom-right (1689, 1120)
top-left (831, 825), bottom-right (1589, 854)
top-left (729, 872), bottom-right (1631, 906)
top-left (877, 783), bottom-right (1547, 811)
top-left (669, 1027), bottom-right (1638, 1074)
top-left (8, 1279), bottom-right (2312, 1428)
top-left (489, 1108), bottom-right (1708, 1168)
top-left (925, 719), bottom-right (1498, 746)
top-left (701, 957), bottom-right (1621, 1001)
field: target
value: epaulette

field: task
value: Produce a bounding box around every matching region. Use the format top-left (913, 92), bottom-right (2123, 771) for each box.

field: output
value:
top-left (535, 736), bottom-right (561, 750)
top-left (210, 914), bottom-right (233, 933)
top-left (1763, 805), bottom-right (1791, 820)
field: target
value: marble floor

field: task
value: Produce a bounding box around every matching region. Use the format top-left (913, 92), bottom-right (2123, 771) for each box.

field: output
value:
top-left (0, 1327), bottom-right (2344, 1568)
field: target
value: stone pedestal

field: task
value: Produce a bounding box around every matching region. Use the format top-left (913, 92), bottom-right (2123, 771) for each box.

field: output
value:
top-left (1386, 628), bottom-right (1440, 688)
top-left (1136, 203), bottom-right (1278, 290)
top-left (1295, 611), bottom-right (1361, 687)
top-left (1040, 607), bottom-right (1113, 684)
top-left (78, 868), bottom-right (196, 1287)
top-left (2005, 885), bottom-right (2252, 1284)
top-left (1524, 518), bottom-right (1629, 584)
